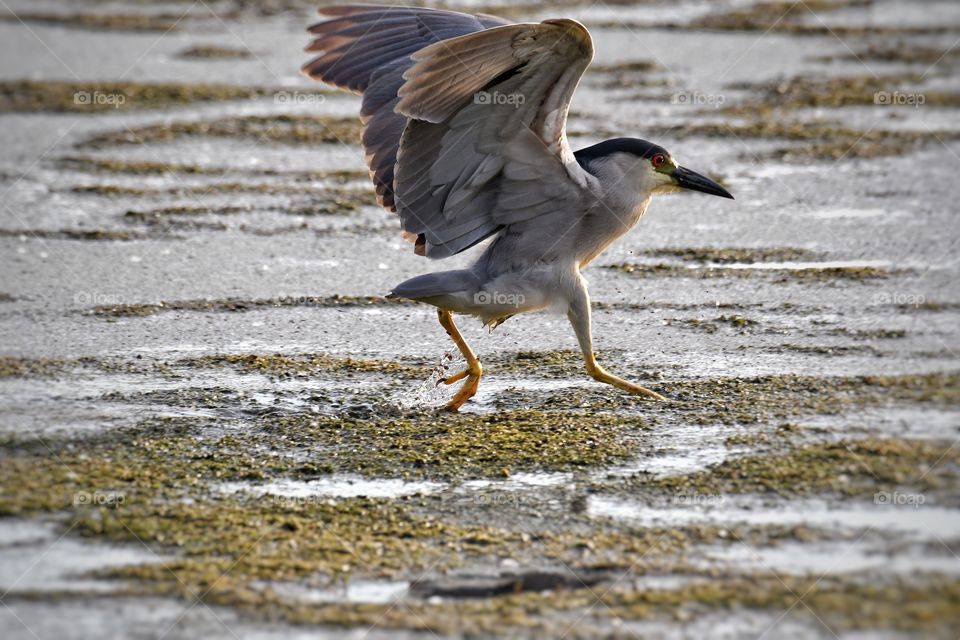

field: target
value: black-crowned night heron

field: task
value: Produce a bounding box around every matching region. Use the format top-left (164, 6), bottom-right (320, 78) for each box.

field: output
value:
top-left (303, 5), bottom-right (734, 411)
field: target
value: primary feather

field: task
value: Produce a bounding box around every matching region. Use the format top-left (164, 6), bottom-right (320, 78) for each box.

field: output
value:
top-left (302, 6), bottom-right (594, 259)
top-left (302, 5), bottom-right (509, 215)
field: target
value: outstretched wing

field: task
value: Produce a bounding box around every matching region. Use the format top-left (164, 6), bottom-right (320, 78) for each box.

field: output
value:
top-left (393, 19), bottom-right (595, 257)
top-left (302, 5), bottom-right (509, 213)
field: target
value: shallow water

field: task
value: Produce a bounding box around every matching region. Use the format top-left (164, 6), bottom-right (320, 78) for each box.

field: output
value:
top-left (221, 476), bottom-right (445, 499)
top-left (590, 495), bottom-right (960, 541)
top-left (1, 0), bottom-right (959, 638)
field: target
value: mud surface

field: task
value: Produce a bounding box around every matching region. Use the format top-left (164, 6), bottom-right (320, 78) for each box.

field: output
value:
top-left (1, 0), bottom-right (959, 638)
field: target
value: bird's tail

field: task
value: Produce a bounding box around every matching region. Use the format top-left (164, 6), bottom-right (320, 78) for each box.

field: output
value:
top-left (390, 269), bottom-right (480, 301)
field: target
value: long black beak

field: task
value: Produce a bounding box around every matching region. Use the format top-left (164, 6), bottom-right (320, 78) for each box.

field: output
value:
top-left (672, 166), bottom-right (734, 199)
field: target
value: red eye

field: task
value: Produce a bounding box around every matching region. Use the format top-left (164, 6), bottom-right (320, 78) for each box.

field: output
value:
top-left (651, 154), bottom-right (666, 168)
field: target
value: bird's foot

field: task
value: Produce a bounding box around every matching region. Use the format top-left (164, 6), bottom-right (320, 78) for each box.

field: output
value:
top-left (441, 363), bottom-right (482, 412)
top-left (588, 364), bottom-right (666, 401)
top-left (617, 380), bottom-right (667, 401)
top-left (438, 368), bottom-right (470, 386)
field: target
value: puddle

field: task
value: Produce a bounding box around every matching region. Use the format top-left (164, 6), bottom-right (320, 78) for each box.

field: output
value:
top-left (802, 406), bottom-right (960, 441)
top-left (597, 423), bottom-right (732, 479)
top-left (619, 610), bottom-right (866, 640)
top-left (0, 596), bottom-right (420, 640)
top-left (461, 471), bottom-right (574, 491)
top-left (0, 519), bottom-right (167, 593)
top-left (409, 568), bottom-right (605, 600)
top-left (259, 578), bottom-right (411, 605)
top-left (703, 540), bottom-right (960, 576)
top-left (589, 496), bottom-right (960, 540)
top-left (220, 476), bottom-right (444, 500)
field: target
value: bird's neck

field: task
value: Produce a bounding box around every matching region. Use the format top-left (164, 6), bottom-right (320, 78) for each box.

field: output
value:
top-left (576, 195), bottom-right (651, 269)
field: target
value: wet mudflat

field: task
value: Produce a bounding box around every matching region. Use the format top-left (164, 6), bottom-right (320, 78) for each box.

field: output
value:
top-left (1, 0), bottom-right (959, 638)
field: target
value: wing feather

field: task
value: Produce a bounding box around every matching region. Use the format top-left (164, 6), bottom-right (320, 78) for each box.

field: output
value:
top-left (302, 6), bottom-right (593, 258)
top-left (392, 19), bottom-right (594, 257)
top-left (303, 5), bottom-right (508, 214)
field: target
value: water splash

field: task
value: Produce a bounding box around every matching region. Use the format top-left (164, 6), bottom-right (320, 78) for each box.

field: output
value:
top-left (392, 351), bottom-right (464, 410)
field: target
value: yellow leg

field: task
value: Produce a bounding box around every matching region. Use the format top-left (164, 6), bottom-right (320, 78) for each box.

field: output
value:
top-left (583, 352), bottom-right (666, 401)
top-left (437, 309), bottom-right (483, 412)
top-left (567, 279), bottom-right (666, 402)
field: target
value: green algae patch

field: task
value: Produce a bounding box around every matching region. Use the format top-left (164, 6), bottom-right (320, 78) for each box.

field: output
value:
top-left (1, 426), bottom-right (956, 635)
top-left (830, 327), bottom-right (907, 340)
top-left (665, 314), bottom-right (760, 334)
top-left (64, 496), bottom-right (712, 635)
top-left (122, 206), bottom-right (246, 232)
top-left (72, 182), bottom-right (352, 198)
top-left (79, 114), bottom-right (362, 148)
top-left (0, 420), bottom-right (659, 605)
top-left (121, 197), bottom-right (373, 232)
top-left (80, 496), bottom-right (473, 583)
top-left (482, 348), bottom-right (676, 382)
top-left (660, 371), bottom-right (960, 424)
top-left (491, 369), bottom-right (960, 421)
top-left (770, 131), bottom-right (954, 161)
top-left (0, 356), bottom-right (68, 379)
top-left (672, 119), bottom-right (958, 161)
top-left (259, 409), bottom-right (637, 478)
top-left (728, 74), bottom-right (960, 111)
top-left (484, 349), bottom-right (602, 378)
top-left (177, 45), bottom-right (252, 59)
top-left (633, 437), bottom-right (959, 498)
top-left (60, 157), bottom-right (229, 176)
top-left (0, 407), bottom-right (636, 507)
top-left (602, 574), bottom-right (960, 635)
top-left (774, 343), bottom-right (879, 356)
top-left (591, 61), bottom-right (660, 73)
top-left (503, 371), bottom-right (960, 424)
top-left (817, 44), bottom-right (960, 65)
top-left (1, 12), bottom-right (185, 32)
top-left (663, 1), bottom-right (952, 37)
top-left (185, 353), bottom-right (426, 378)
top-left (0, 228), bottom-right (146, 241)
top-left (1, 367), bottom-right (958, 634)
top-left (592, 300), bottom-right (764, 313)
top-left (589, 60), bottom-right (666, 89)
top-left (605, 262), bottom-right (894, 282)
top-left (89, 295), bottom-right (411, 317)
top-left (898, 301), bottom-right (960, 312)
top-left (0, 81), bottom-right (308, 114)
top-left (248, 572), bottom-right (960, 635)
top-left (643, 247), bottom-right (821, 263)
top-left (60, 156), bottom-right (367, 182)
top-left (680, 74), bottom-right (960, 160)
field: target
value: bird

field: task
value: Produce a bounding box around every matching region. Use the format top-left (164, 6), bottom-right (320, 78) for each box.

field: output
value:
top-left (302, 4), bottom-right (733, 412)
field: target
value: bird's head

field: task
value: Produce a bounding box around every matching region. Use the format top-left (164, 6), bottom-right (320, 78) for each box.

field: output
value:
top-left (575, 138), bottom-right (734, 202)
